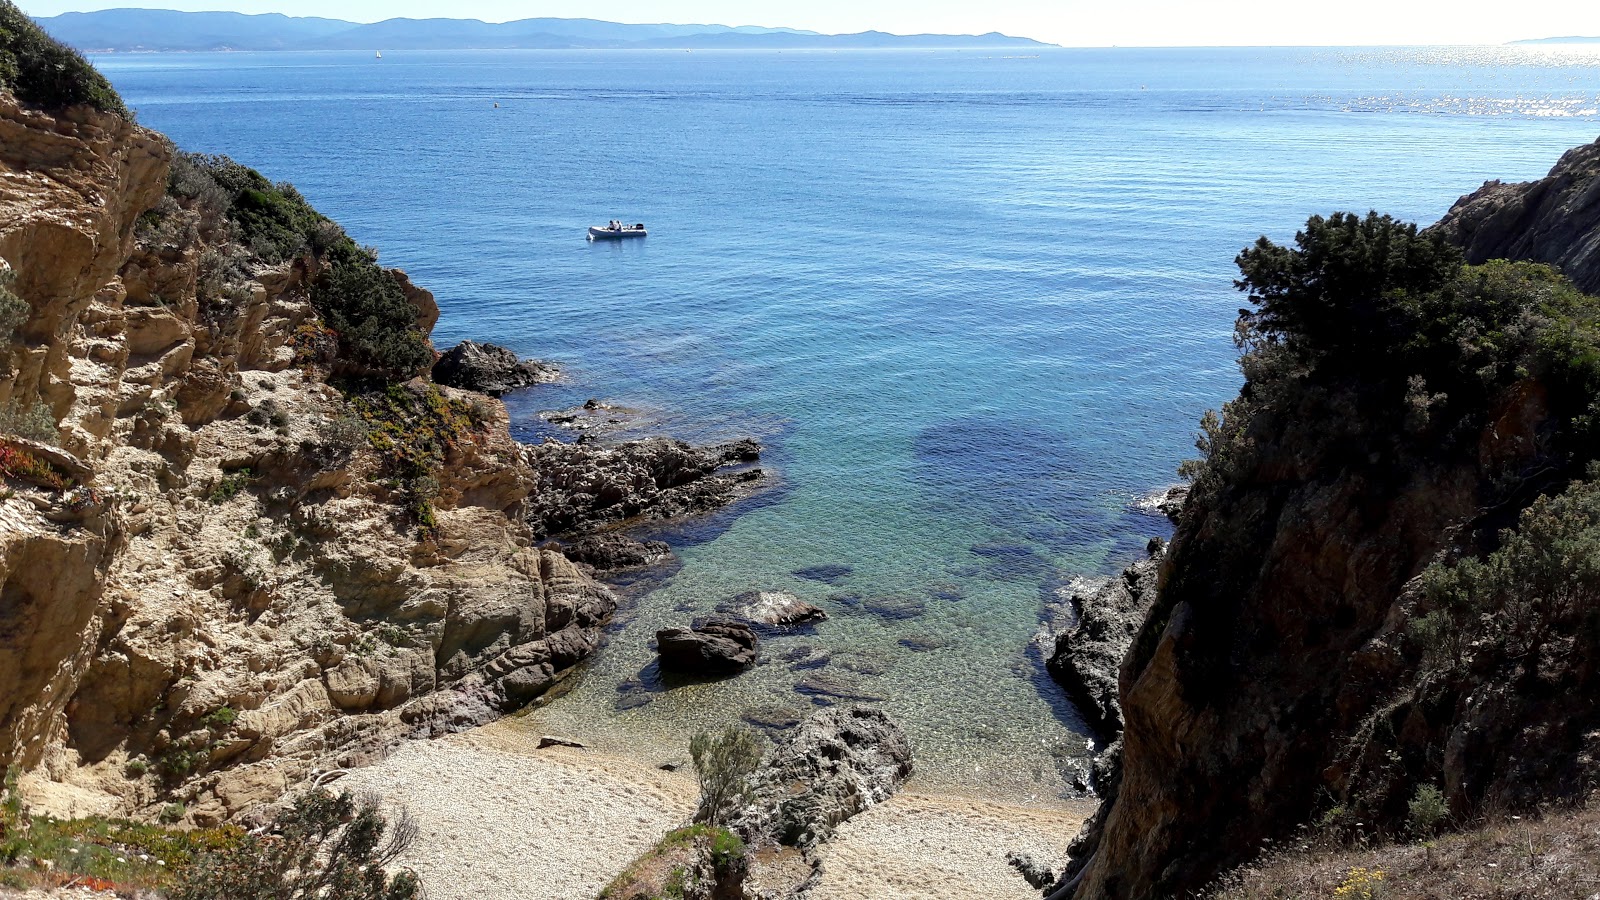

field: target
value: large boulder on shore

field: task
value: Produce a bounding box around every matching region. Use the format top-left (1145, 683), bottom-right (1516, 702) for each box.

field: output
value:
top-left (729, 706), bottom-right (913, 849)
top-left (432, 340), bottom-right (556, 396)
top-left (656, 617), bottom-right (759, 675)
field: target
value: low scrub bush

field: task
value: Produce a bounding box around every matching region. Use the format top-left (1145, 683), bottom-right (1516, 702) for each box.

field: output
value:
top-left (153, 153), bottom-right (433, 380)
top-left (349, 382), bottom-right (481, 535)
top-left (0, 0), bottom-right (127, 115)
top-left (689, 725), bottom-right (765, 826)
top-left (0, 398), bottom-right (57, 445)
top-left (0, 269), bottom-right (28, 347)
top-left (0, 438), bottom-right (64, 488)
top-left (170, 789), bottom-right (420, 900)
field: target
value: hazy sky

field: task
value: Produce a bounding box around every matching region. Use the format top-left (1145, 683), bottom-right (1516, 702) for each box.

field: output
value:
top-left (17, 0), bottom-right (1600, 47)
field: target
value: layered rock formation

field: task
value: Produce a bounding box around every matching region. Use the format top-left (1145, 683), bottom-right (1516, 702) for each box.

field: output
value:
top-left (0, 93), bottom-right (617, 824)
top-left (1433, 136), bottom-right (1600, 293)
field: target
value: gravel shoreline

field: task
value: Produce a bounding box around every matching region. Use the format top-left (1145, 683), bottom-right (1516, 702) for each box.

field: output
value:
top-left (341, 719), bottom-right (1088, 900)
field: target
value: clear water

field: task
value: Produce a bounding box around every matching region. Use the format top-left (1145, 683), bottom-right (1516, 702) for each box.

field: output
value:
top-left (96, 45), bottom-right (1600, 800)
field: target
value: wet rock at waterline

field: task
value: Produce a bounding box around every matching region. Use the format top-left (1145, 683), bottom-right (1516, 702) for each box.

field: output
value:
top-left (553, 533), bottom-right (671, 572)
top-left (431, 340), bottom-right (557, 395)
top-left (655, 617), bottom-right (759, 675)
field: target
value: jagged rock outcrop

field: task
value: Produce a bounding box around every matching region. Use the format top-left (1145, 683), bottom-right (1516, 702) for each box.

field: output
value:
top-left (0, 92), bottom-right (617, 825)
top-left (1433, 137), bottom-right (1600, 293)
top-left (730, 707), bottom-right (913, 850)
top-left (551, 532), bottom-right (670, 572)
top-left (431, 339), bottom-right (555, 396)
top-left (524, 436), bottom-right (763, 538)
top-left (1044, 551), bottom-right (1162, 740)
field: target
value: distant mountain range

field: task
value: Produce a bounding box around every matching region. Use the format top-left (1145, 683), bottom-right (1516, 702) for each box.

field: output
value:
top-left (35, 8), bottom-right (1054, 52)
top-left (1511, 35), bottom-right (1600, 44)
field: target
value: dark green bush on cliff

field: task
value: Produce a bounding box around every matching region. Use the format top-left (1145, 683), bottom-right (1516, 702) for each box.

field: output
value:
top-left (0, 0), bottom-right (126, 116)
top-left (156, 153), bottom-right (433, 379)
top-left (1186, 211), bottom-right (1600, 506)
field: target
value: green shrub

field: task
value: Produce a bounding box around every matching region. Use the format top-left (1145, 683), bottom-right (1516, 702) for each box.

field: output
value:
top-left (0, 397), bottom-right (56, 445)
top-left (689, 725), bottom-right (765, 826)
top-left (158, 153), bottom-right (433, 379)
top-left (0, 269), bottom-right (28, 347)
top-left (170, 789), bottom-right (420, 900)
top-left (1417, 471), bottom-right (1600, 664)
top-left (349, 382), bottom-right (481, 535)
top-left (0, 0), bottom-right (127, 115)
top-left (1408, 784), bottom-right (1449, 836)
top-left (207, 467), bottom-right (254, 504)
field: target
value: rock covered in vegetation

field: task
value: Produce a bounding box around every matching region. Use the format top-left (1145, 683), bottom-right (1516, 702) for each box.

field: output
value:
top-left (729, 706), bottom-right (913, 849)
top-left (524, 436), bottom-right (764, 538)
top-left (1434, 136), bottom-right (1600, 294)
top-left (431, 340), bottom-right (556, 396)
top-left (598, 825), bottom-right (749, 900)
top-left (656, 618), bottom-right (759, 675)
top-left (1044, 550), bottom-right (1163, 740)
top-left (1059, 199), bottom-right (1600, 899)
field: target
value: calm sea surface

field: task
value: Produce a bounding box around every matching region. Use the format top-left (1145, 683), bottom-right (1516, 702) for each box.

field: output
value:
top-left (95, 46), bottom-right (1600, 800)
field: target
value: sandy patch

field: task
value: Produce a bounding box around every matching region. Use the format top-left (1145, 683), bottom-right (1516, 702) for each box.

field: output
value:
top-left (811, 792), bottom-right (1088, 900)
top-left (341, 720), bottom-right (1087, 900)
top-left (339, 723), bottom-right (698, 900)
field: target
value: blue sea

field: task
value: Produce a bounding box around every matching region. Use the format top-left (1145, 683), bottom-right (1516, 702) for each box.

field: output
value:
top-left (96, 45), bottom-right (1600, 800)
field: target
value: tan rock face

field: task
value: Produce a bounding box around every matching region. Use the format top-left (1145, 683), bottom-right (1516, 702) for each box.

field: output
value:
top-left (0, 93), bottom-right (616, 825)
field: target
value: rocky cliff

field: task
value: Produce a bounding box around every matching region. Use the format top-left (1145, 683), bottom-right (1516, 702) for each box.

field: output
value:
top-left (1055, 194), bottom-right (1600, 898)
top-left (0, 92), bottom-right (619, 825)
top-left (1434, 136), bottom-right (1600, 294)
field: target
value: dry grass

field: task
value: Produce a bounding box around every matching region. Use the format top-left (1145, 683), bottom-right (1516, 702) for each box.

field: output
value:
top-left (1213, 802), bottom-right (1600, 900)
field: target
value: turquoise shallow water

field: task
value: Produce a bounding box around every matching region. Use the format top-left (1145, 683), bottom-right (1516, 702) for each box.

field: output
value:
top-left (96, 45), bottom-right (1600, 799)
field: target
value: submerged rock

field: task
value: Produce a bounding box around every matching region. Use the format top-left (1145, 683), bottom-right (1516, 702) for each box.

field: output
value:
top-left (656, 617), bottom-right (759, 676)
top-left (793, 563), bottom-right (853, 584)
top-left (861, 594), bottom-right (926, 621)
top-left (719, 590), bottom-right (828, 629)
top-left (431, 340), bottom-right (557, 395)
top-left (794, 672), bottom-right (886, 704)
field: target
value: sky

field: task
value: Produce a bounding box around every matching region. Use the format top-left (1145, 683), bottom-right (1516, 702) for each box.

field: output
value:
top-left (16, 0), bottom-right (1600, 47)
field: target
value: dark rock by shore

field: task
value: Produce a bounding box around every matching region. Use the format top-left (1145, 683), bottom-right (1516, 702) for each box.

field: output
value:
top-left (432, 340), bottom-right (557, 396)
top-left (525, 436), bottom-right (765, 539)
top-left (551, 533), bottom-right (671, 572)
top-left (1044, 549), bottom-right (1163, 741)
top-left (655, 617), bottom-right (759, 676)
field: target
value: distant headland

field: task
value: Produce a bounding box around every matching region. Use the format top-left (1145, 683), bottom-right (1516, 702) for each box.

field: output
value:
top-left (33, 8), bottom-right (1057, 52)
top-left (1511, 35), bottom-right (1600, 44)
